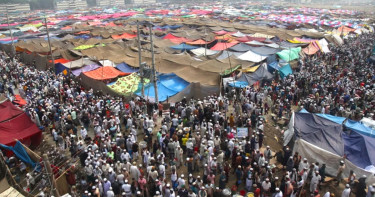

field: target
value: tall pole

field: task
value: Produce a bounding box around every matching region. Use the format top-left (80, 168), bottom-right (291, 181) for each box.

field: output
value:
top-left (204, 26), bottom-right (207, 57)
top-left (137, 21), bottom-right (145, 97)
top-left (6, 6), bottom-right (15, 58)
top-left (149, 23), bottom-right (158, 103)
top-left (44, 17), bottom-right (55, 73)
top-left (42, 154), bottom-right (60, 197)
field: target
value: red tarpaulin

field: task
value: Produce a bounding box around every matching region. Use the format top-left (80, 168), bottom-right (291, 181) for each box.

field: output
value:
top-left (112, 33), bottom-right (137, 40)
top-left (236, 36), bottom-right (266, 43)
top-left (0, 100), bottom-right (23, 122)
top-left (163, 33), bottom-right (180, 40)
top-left (83, 67), bottom-right (128, 80)
top-left (210, 42), bottom-right (238, 51)
top-left (186, 39), bottom-right (213, 45)
top-left (0, 112), bottom-right (42, 147)
top-left (13, 95), bottom-right (27, 106)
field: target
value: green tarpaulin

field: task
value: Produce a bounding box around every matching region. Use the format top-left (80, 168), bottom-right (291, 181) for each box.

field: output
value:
top-left (108, 73), bottom-right (150, 95)
top-left (220, 65), bottom-right (241, 76)
top-left (276, 47), bottom-right (301, 62)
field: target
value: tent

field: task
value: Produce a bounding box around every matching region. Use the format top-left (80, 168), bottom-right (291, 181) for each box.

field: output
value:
top-left (237, 64), bottom-right (273, 86)
top-left (284, 111), bottom-right (375, 184)
top-left (99, 60), bottom-right (116, 67)
top-left (267, 61), bottom-right (281, 73)
top-left (190, 47), bottom-right (220, 56)
top-left (168, 82), bottom-right (220, 103)
top-left (279, 64), bottom-right (293, 79)
top-left (83, 66), bottom-right (128, 80)
top-left (0, 101), bottom-right (41, 147)
top-left (116, 63), bottom-right (139, 73)
top-left (135, 73), bottom-right (189, 102)
top-left (276, 47), bottom-right (301, 62)
top-left (229, 43), bottom-right (253, 52)
top-left (62, 58), bottom-right (97, 69)
top-left (170, 43), bottom-right (199, 51)
top-left (72, 64), bottom-right (101, 76)
top-left (210, 42), bottom-right (238, 51)
top-left (108, 73), bottom-right (149, 95)
top-left (238, 50), bottom-right (268, 62)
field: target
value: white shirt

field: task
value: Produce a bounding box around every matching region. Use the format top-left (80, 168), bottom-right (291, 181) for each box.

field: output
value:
top-left (342, 188), bottom-right (351, 197)
top-left (275, 191), bottom-right (283, 197)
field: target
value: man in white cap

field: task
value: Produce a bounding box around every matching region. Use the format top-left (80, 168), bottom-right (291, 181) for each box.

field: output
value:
top-left (106, 187), bottom-right (115, 197)
top-left (274, 187), bottom-right (283, 197)
top-left (299, 158), bottom-right (309, 174)
top-left (368, 183), bottom-right (375, 197)
top-left (342, 184), bottom-right (351, 197)
top-left (264, 146), bottom-right (272, 163)
top-left (261, 178), bottom-right (271, 196)
top-left (310, 171), bottom-right (321, 193)
top-left (177, 174), bottom-right (185, 189)
top-left (122, 180), bottom-right (132, 197)
top-left (336, 160), bottom-right (345, 185)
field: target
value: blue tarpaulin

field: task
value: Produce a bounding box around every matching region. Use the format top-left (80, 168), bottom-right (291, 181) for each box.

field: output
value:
top-left (116, 62), bottom-right (139, 73)
top-left (317, 114), bottom-right (346, 124)
top-left (342, 131), bottom-right (375, 169)
top-left (135, 73), bottom-right (189, 101)
top-left (55, 63), bottom-right (69, 75)
top-left (267, 61), bottom-right (281, 73)
top-left (0, 141), bottom-right (38, 169)
top-left (170, 43), bottom-right (199, 51)
top-left (279, 64), bottom-right (293, 79)
top-left (228, 81), bottom-right (248, 88)
top-left (345, 119), bottom-right (375, 138)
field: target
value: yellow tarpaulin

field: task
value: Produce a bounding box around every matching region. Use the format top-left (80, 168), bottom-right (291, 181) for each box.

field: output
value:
top-left (241, 65), bottom-right (260, 73)
top-left (108, 73), bottom-right (150, 95)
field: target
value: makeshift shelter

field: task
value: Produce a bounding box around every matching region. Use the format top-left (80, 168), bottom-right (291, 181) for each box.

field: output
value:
top-left (72, 64), bottom-right (101, 76)
top-left (62, 58), bottom-right (97, 69)
top-left (190, 47), bottom-right (219, 57)
top-left (168, 82), bottom-right (220, 103)
top-left (229, 43), bottom-right (254, 52)
top-left (276, 47), bottom-right (301, 62)
top-left (0, 100), bottom-right (41, 147)
top-left (83, 66), bottom-right (128, 80)
top-left (108, 73), bottom-right (148, 95)
top-left (116, 63), bottom-right (139, 73)
top-left (170, 43), bottom-right (199, 51)
top-left (284, 112), bottom-right (375, 184)
top-left (237, 64), bottom-right (273, 86)
top-left (99, 60), bottom-right (116, 67)
top-left (135, 73), bottom-right (189, 102)
top-left (210, 42), bottom-right (238, 51)
top-left (238, 50), bottom-right (268, 62)
top-left (279, 64), bottom-right (293, 79)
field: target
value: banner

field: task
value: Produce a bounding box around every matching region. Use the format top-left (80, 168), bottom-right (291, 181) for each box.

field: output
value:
top-left (236, 127), bottom-right (248, 138)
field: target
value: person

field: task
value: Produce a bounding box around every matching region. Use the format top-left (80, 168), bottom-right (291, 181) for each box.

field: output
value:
top-left (336, 161), bottom-right (345, 185)
top-left (342, 184), bottom-right (351, 197)
top-left (368, 183), bottom-right (375, 197)
top-left (107, 187), bottom-right (115, 197)
top-left (310, 171), bottom-right (321, 193)
top-left (357, 175), bottom-right (367, 197)
top-left (274, 187), bottom-right (283, 197)
top-left (323, 192), bottom-right (334, 197)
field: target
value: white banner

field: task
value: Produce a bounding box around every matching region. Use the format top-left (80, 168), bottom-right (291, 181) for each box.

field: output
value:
top-left (236, 127), bottom-right (248, 138)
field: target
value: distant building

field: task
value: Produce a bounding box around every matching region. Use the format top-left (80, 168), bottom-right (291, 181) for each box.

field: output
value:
top-left (0, 4), bottom-right (30, 14)
top-left (97, 0), bottom-right (126, 7)
top-left (56, 0), bottom-right (89, 10)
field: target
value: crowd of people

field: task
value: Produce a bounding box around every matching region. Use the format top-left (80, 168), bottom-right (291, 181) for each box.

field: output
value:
top-left (0, 31), bottom-right (374, 197)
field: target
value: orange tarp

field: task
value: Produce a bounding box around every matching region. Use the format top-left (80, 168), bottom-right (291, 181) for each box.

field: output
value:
top-left (49, 58), bottom-right (70, 64)
top-left (337, 26), bottom-right (355, 33)
top-left (302, 42), bottom-right (320, 55)
top-left (169, 38), bottom-right (191, 44)
top-left (14, 95), bottom-right (27, 106)
top-left (186, 39), bottom-right (213, 45)
top-left (61, 26), bottom-right (72, 30)
top-left (83, 67), bottom-right (128, 80)
top-left (112, 33), bottom-right (137, 40)
top-left (210, 42), bottom-right (238, 51)
top-left (76, 31), bottom-right (90, 35)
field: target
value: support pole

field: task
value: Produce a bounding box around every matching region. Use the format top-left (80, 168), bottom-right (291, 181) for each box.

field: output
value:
top-left (149, 23), bottom-right (158, 103)
top-left (44, 17), bottom-right (55, 73)
top-left (137, 21), bottom-right (145, 97)
top-left (42, 154), bottom-right (60, 197)
top-left (6, 6), bottom-right (15, 59)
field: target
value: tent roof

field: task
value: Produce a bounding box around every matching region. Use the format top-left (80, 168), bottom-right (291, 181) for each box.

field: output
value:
top-left (294, 112), bottom-right (344, 156)
top-left (0, 113), bottom-right (41, 146)
top-left (62, 58), bottom-right (98, 69)
top-left (186, 39), bottom-right (213, 45)
top-left (83, 66), bottom-right (128, 80)
top-left (237, 64), bottom-right (273, 86)
top-left (229, 43), bottom-right (253, 52)
top-left (170, 43), bottom-right (199, 51)
top-left (210, 42), bottom-right (238, 51)
top-left (116, 63), bottom-right (139, 73)
top-left (0, 100), bottom-right (23, 122)
top-left (238, 50), bottom-right (268, 62)
top-left (72, 64), bottom-right (101, 76)
top-left (343, 130), bottom-right (375, 169)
